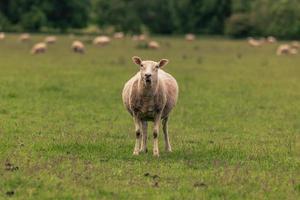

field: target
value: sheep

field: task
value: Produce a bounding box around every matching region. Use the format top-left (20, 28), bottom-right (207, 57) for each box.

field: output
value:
top-left (290, 48), bottom-right (298, 55)
top-left (71, 40), bottom-right (85, 54)
top-left (132, 34), bottom-right (146, 41)
top-left (247, 37), bottom-right (262, 47)
top-left (185, 33), bottom-right (195, 41)
top-left (276, 44), bottom-right (292, 55)
top-left (19, 33), bottom-right (30, 42)
top-left (0, 32), bottom-right (5, 40)
top-left (122, 56), bottom-right (179, 156)
top-left (45, 36), bottom-right (57, 44)
top-left (267, 36), bottom-right (277, 43)
top-left (93, 36), bottom-right (111, 46)
top-left (114, 32), bottom-right (124, 39)
top-left (31, 42), bottom-right (47, 54)
top-left (291, 41), bottom-right (300, 49)
top-left (148, 41), bottom-right (160, 49)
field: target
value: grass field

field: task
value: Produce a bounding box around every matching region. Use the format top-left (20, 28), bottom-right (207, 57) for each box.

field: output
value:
top-left (0, 34), bottom-right (300, 199)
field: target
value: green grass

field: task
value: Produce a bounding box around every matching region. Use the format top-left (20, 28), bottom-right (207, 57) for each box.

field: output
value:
top-left (0, 34), bottom-right (299, 199)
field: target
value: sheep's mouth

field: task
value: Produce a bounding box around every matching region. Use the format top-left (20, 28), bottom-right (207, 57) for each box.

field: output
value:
top-left (145, 78), bottom-right (152, 84)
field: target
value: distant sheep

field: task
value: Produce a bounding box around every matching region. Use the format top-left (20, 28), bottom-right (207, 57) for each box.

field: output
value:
top-left (291, 41), bottom-right (300, 49)
top-left (72, 40), bottom-right (85, 54)
top-left (267, 36), bottom-right (277, 43)
top-left (20, 33), bottom-right (31, 42)
top-left (0, 32), bottom-right (5, 40)
top-left (114, 32), bottom-right (124, 39)
top-left (290, 48), bottom-right (298, 55)
top-left (276, 44), bottom-right (298, 55)
top-left (45, 36), bottom-right (57, 44)
top-left (148, 41), bottom-right (160, 49)
top-left (93, 36), bottom-right (111, 46)
top-left (31, 42), bottom-right (47, 54)
top-left (132, 34), bottom-right (146, 41)
top-left (185, 33), bottom-right (195, 41)
top-left (122, 56), bottom-right (179, 156)
top-left (247, 37), bottom-right (262, 47)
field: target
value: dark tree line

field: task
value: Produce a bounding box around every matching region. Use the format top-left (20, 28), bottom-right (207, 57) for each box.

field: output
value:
top-left (0, 0), bottom-right (90, 31)
top-left (1, 0), bottom-right (300, 39)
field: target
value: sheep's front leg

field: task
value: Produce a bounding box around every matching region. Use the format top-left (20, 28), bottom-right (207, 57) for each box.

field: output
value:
top-left (162, 117), bottom-right (172, 152)
top-left (133, 117), bottom-right (142, 155)
top-left (153, 115), bottom-right (162, 157)
top-left (140, 121), bottom-right (148, 153)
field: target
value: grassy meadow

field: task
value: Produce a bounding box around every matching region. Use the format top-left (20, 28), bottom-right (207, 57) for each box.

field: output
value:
top-left (0, 34), bottom-right (300, 199)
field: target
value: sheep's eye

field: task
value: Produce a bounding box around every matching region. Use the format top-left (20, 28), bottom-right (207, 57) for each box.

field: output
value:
top-left (140, 64), bottom-right (143, 67)
top-left (156, 65), bottom-right (159, 68)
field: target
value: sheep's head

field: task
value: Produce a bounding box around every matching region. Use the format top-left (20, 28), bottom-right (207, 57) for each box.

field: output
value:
top-left (132, 56), bottom-right (168, 87)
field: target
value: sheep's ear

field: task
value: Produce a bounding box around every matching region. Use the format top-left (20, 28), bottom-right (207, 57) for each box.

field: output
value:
top-left (132, 56), bottom-right (142, 65)
top-left (158, 59), bottom-right (169, 68)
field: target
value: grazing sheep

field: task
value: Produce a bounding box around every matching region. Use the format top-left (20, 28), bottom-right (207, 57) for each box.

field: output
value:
top-left (0, 32), bottom-right (5, 40)
top-left (247, 37), bottom-right (262, 47)
top-left (185, 33), bottom-right (195, 41)
top-left (148, 41), bottom-right (160, 49)
top-left (19, 33), bottom-right (31, 42)
top-left (291, 41), bottom-right (300, 49)
top-left (290, 48), bottom-right (298, 55)
top-left (31, 42), bottom-right (47, 54)
top-left (93, 36), bottom-right (111, 46)
top-left (72, 40), bottom-right (85, 54)
top-left (122, 56), bottom-right (179, 156)
top-left (114, 32), bottom-right (124, 39)
top-left (267, 36), bottom-right (277, 43)
top-left (45, 36), bottom-right (57, 44)
top-left (276, 44), bottom-right (294, 55)
top-left (132, 34), bottom-right (146, 41)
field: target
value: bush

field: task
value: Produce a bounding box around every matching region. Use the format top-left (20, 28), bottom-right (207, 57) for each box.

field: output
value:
top-left (0, 13), bottom-right (10, 30)
top-left (225, 13), bottom-right (253, 38)
top-left (251, 0), bottom-right (300, 39)
top-left (95, 0), bottom-right (142, 33)
top-left (20, 7), bottom-right (46, 31)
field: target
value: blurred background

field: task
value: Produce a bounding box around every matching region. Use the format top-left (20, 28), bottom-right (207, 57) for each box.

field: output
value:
top-left (0, 0), bottom-right (300, 39)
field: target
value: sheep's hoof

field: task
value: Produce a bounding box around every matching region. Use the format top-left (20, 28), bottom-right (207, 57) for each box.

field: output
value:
top-left (133, 151), bottom-right (139, 156)
top-left (165, 148), bottom-right (172, 153)
top-left (139, 148), bottom-right (148, 153)
top-left (153, 151), bottom-right (160, 157)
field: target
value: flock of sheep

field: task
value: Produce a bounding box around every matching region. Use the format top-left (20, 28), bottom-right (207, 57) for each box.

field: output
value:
top-left (0, 32), bottom-right (198, 55)
top-left (247, 36), bottom-right (300, 55)
top-left (1, 32), bottom-right (300, 56)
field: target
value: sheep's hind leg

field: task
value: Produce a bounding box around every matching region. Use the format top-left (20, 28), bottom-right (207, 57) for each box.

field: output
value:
top-left (133, 117), bottom-right (142, 155)
top-left (140, 121), bottom-right (148, 153)
top-left (162, 117), bottom-right (172, 152)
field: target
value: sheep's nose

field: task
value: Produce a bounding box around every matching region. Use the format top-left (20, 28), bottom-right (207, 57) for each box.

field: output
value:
top-left (145, 74), bottom-right (152, 78)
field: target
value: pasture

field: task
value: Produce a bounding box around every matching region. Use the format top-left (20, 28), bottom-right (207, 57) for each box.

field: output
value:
top-left (0, 34), bottom-right (299, 199)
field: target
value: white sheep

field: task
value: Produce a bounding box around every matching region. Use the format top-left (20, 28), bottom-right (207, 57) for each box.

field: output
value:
top-left (276, 44), bottom-right (292, 55)
top-left (93, 36), bottom-right (111, 46)
top-left (185, 33), bottom-right (195, 41)
top-left (132, 34), bottom-right (146, 41)
top-left (71, 40), bottom-right (85, 54)
top-left (122, 56), bottom-right (179, 156)
top-left (19, 33), bottom-right (31, 42)
top-left (291, 41), bottom-right (300, 49)
top-left (290, 48), bottom-right (298, 55)
top-left (114, 32), bottom-right (124, 39)
top-left (148, 41), bottom-right (160, 49)
top-left (247, 37), bottom-right (262, 47)
top-left (267, 36), bottom-right (277, 43)
top-left (0, 32), bottom-right (5, 40)
top-left (45, 36), bottom-right (57, 44)
top-left (31, 42), bottom-right (47, 54)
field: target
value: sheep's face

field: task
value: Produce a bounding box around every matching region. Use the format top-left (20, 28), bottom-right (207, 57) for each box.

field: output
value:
top-left (132, 56), bottom-right (168, 86)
